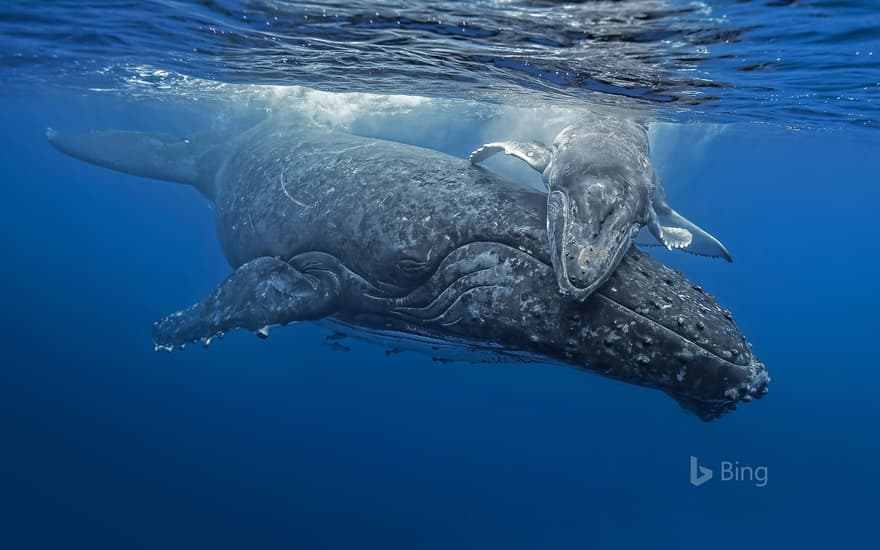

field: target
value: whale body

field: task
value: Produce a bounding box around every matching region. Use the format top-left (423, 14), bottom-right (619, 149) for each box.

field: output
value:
top-left (470, 111), bottom-right (732, 300)
top-left (47, 119), bottom-right (768, 420)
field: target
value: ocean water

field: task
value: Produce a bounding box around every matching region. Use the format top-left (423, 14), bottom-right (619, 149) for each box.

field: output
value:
top-left (1, 1), bottom-right (878, 548)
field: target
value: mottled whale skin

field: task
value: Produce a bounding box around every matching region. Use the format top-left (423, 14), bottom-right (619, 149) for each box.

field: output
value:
top-left (47, 120), bottom-right (768, 419)
top-left (470, 111), bottom-right (732, 300)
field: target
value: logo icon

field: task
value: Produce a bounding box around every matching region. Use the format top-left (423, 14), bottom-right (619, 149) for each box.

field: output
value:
top-left (690, 455), bottom-right (713, 487)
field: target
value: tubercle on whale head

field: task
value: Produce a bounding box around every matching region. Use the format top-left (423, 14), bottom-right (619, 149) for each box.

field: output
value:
top-left (380, 241), bottom-right (767, 421)
top-left (569, 249), bottom-right (770, 420)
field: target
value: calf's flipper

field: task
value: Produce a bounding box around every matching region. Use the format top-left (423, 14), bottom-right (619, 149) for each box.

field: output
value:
top-left (468, 141), bottom-right (552, 174)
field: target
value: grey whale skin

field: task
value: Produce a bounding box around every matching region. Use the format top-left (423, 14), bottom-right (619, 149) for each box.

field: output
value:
top-left (47, 121), bottom-right (769, 420)
top-left (469, 111), bottom-right (732, 301)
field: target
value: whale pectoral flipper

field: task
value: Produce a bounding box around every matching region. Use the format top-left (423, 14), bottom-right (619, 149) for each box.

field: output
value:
top-left (152, 257), bottom-right (341, 349)
top-left (644, 204), bottom-right (732, 261)
top-left (642, 178), bottom-right (733, 261)
top-left (652, 206), bottom-right (733, 261)
top-left (468, 141), bottom-right (552, 174)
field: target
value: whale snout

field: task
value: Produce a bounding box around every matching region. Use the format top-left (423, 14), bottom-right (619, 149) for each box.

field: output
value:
top-left (558, 219), bottom-right (639, 292)
top-left (587, 250), bottom-right (770, 420)
top-left (547, 182), bottom-right (644, 299)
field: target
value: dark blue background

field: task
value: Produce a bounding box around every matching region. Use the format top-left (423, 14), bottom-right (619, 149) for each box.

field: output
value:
top-left (1, 94), bottom-right (877, 549)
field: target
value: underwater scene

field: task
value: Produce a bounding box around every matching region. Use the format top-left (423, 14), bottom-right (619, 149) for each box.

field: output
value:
top-left (1, 1), bottom-right (878, 548)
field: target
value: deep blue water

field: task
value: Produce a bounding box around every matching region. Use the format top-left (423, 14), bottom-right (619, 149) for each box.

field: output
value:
top-left (1, 1), bottom-right (878, 548)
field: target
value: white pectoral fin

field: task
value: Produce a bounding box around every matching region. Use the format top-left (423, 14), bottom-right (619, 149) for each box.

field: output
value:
top-left (646, 206), bottom-right (733, 262)
top-left (468, 141), bottom-right (552, 173)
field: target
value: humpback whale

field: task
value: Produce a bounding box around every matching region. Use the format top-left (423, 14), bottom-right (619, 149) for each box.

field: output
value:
top-left (47, 119), bottom-right (768, 420)
top-left (470, 111), bottom-right (732, 300)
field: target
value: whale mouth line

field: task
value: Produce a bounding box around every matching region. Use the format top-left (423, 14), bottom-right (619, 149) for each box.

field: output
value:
top-left (559, 222), bottom-right (641, 294)
top-left (466, 241), bottom-right (744, 368)
top-left (594, 289), bottom-right (744, 368)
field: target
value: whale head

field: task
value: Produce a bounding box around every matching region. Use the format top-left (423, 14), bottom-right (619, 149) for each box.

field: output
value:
top-left (581, 250), bottom-right (770, 420)
top-left (546, 172), bottom-right (651, 300)
top-left (539, 116), bottom-right (657, 301)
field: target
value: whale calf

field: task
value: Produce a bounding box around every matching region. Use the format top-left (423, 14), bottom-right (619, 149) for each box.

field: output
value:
top-left (47, 119), bottom-right (768, 420)
top-left (470, 111), bottom-right (731, 300)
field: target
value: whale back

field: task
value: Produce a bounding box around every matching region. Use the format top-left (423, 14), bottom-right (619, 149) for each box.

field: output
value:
top-left (212, 122), bottom-right (552, 292)
top-left (48, 121), bottom-right (552, 292)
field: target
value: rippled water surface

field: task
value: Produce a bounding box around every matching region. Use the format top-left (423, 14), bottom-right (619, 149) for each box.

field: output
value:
top-left (2, 0), bottom-right (878, 128)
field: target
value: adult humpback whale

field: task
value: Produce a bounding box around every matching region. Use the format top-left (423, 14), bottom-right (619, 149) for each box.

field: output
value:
top-left (47, 120), bottom-right (768, 420)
